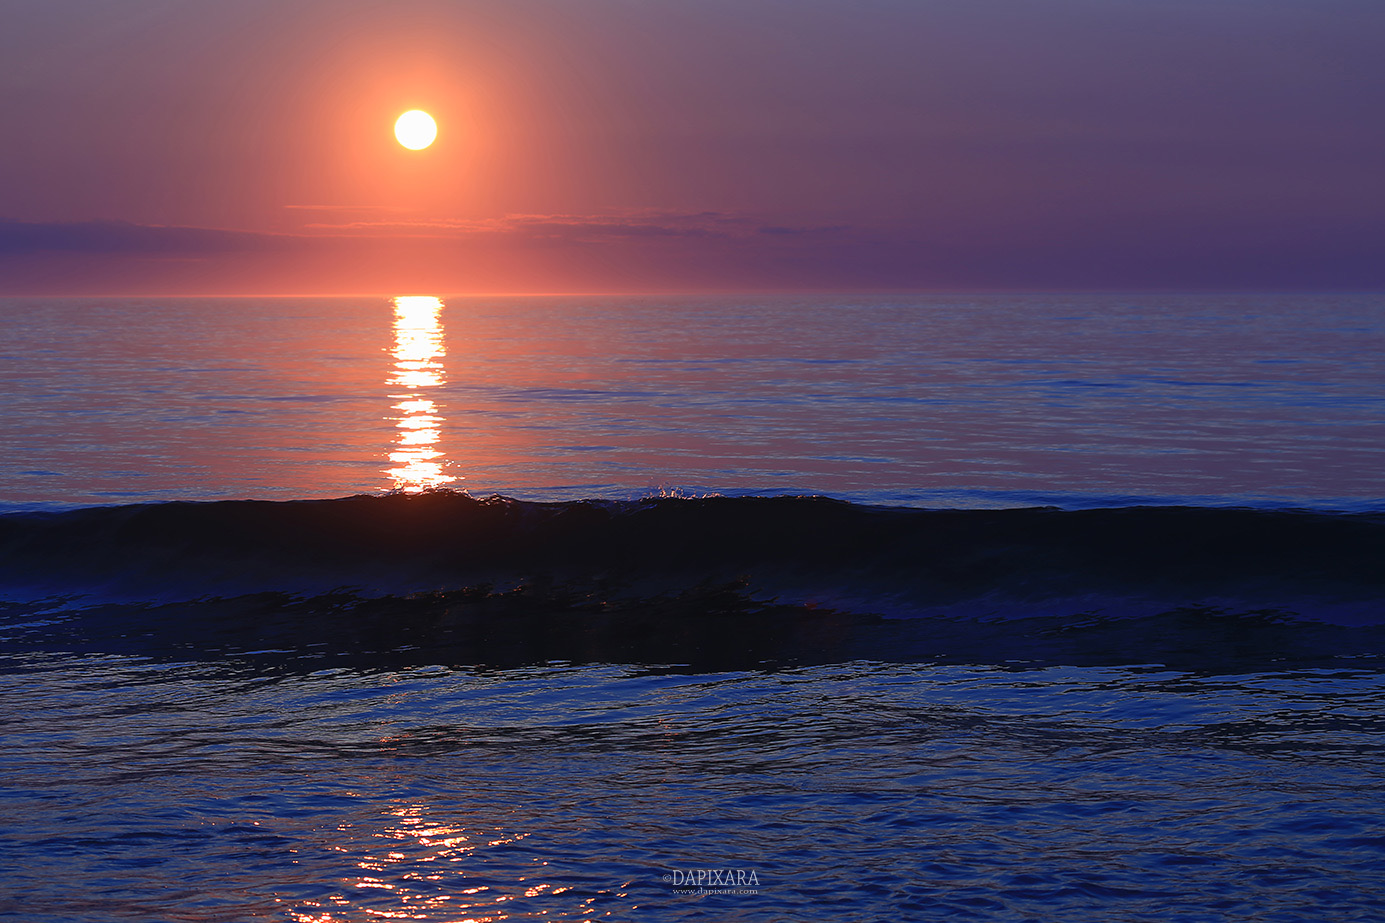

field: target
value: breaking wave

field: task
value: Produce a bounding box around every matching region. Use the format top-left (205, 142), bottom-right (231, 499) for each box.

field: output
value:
top-left (2, 492), bottom-right (1382, 669)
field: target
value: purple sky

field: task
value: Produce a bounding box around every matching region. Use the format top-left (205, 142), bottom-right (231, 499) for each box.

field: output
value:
top-left (2, 0), bottom-right (1383, 293)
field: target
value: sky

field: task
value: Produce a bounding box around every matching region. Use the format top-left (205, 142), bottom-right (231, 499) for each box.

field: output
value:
top-left (1, 0), bottom-right (1383, 294)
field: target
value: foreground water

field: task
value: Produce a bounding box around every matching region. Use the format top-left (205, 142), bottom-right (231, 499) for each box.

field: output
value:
top-left (5, 649), bottom-right (1385, 922)
top-left (1, 294), bottom-right (1383, 920)
top-left (1, 492), bottom-right (1383, 921)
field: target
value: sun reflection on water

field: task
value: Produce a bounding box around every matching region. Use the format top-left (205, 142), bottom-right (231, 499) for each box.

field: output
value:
top-left (386, 296), bottom-right (458, 492)
top-left (286, 800), bottom-right (543, 923)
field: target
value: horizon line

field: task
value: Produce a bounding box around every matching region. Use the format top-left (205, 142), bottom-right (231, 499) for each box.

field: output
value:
top-left (4, 286), bottom-right (1384, 299)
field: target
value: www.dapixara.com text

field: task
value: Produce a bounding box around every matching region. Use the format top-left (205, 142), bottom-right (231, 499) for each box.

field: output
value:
top-left (663, 868), bottom-right (760, 894)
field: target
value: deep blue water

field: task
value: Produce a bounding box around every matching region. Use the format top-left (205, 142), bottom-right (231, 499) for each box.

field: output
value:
top-left (5, 650), bottom-right (1385, 922)
top-left (0, 294), bottom-right (1383, 920)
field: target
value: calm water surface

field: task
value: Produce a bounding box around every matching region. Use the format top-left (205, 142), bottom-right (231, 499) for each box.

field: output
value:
top-left (1, 293), bottom-right (1381, 510)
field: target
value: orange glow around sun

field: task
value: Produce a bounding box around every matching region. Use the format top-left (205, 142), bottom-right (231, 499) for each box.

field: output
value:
top-left (394, 110), bottom-right (437, 150)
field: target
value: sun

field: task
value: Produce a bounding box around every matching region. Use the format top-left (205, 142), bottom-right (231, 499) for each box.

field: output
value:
top-left (394, 110), bottom-right (437, 150)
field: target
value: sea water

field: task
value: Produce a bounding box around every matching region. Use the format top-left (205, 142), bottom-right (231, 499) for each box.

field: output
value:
top-left (1, 293), bottom-right (1384, 921)
top-left (1, 293), bottom-right (1382, 511)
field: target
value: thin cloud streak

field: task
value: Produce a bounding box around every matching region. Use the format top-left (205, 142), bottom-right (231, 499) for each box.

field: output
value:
top-left (299, 211), bottom-right (850, 243)
top-left (3, 212), bottom-right (1383, 293)
top-left (282, 205), bottom-right (405, 212)
top-left (0, 220), bottom-right (285, 254)
top-left (0, 214), bottom-right (847, 254)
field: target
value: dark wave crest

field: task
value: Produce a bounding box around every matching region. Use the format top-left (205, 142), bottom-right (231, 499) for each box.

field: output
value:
top-left (1, 493), bottom-right (1382, 669)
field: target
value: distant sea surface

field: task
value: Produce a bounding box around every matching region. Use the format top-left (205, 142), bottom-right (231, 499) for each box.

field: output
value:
top-left (1, 292), bottom-right (1382, 511)
top-left (2, 293), bottom-right (1384, 921)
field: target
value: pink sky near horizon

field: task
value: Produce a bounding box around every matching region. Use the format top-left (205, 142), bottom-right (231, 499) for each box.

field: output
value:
top-left (2, 0), bottom-right (1383, 294)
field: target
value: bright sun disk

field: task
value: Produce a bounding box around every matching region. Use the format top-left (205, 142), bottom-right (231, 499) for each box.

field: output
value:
top-left (394, 110), bottom-right (437, 150)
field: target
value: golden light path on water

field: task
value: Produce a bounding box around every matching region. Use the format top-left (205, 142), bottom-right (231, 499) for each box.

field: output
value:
top-left (284, 800), bottom-right (577, 922)
top-left (386, 296), bottom-right (457, 492)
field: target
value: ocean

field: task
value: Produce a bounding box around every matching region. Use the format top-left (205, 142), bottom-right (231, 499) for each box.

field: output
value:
top-left (1, 293), bottom-right (1383, 921)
